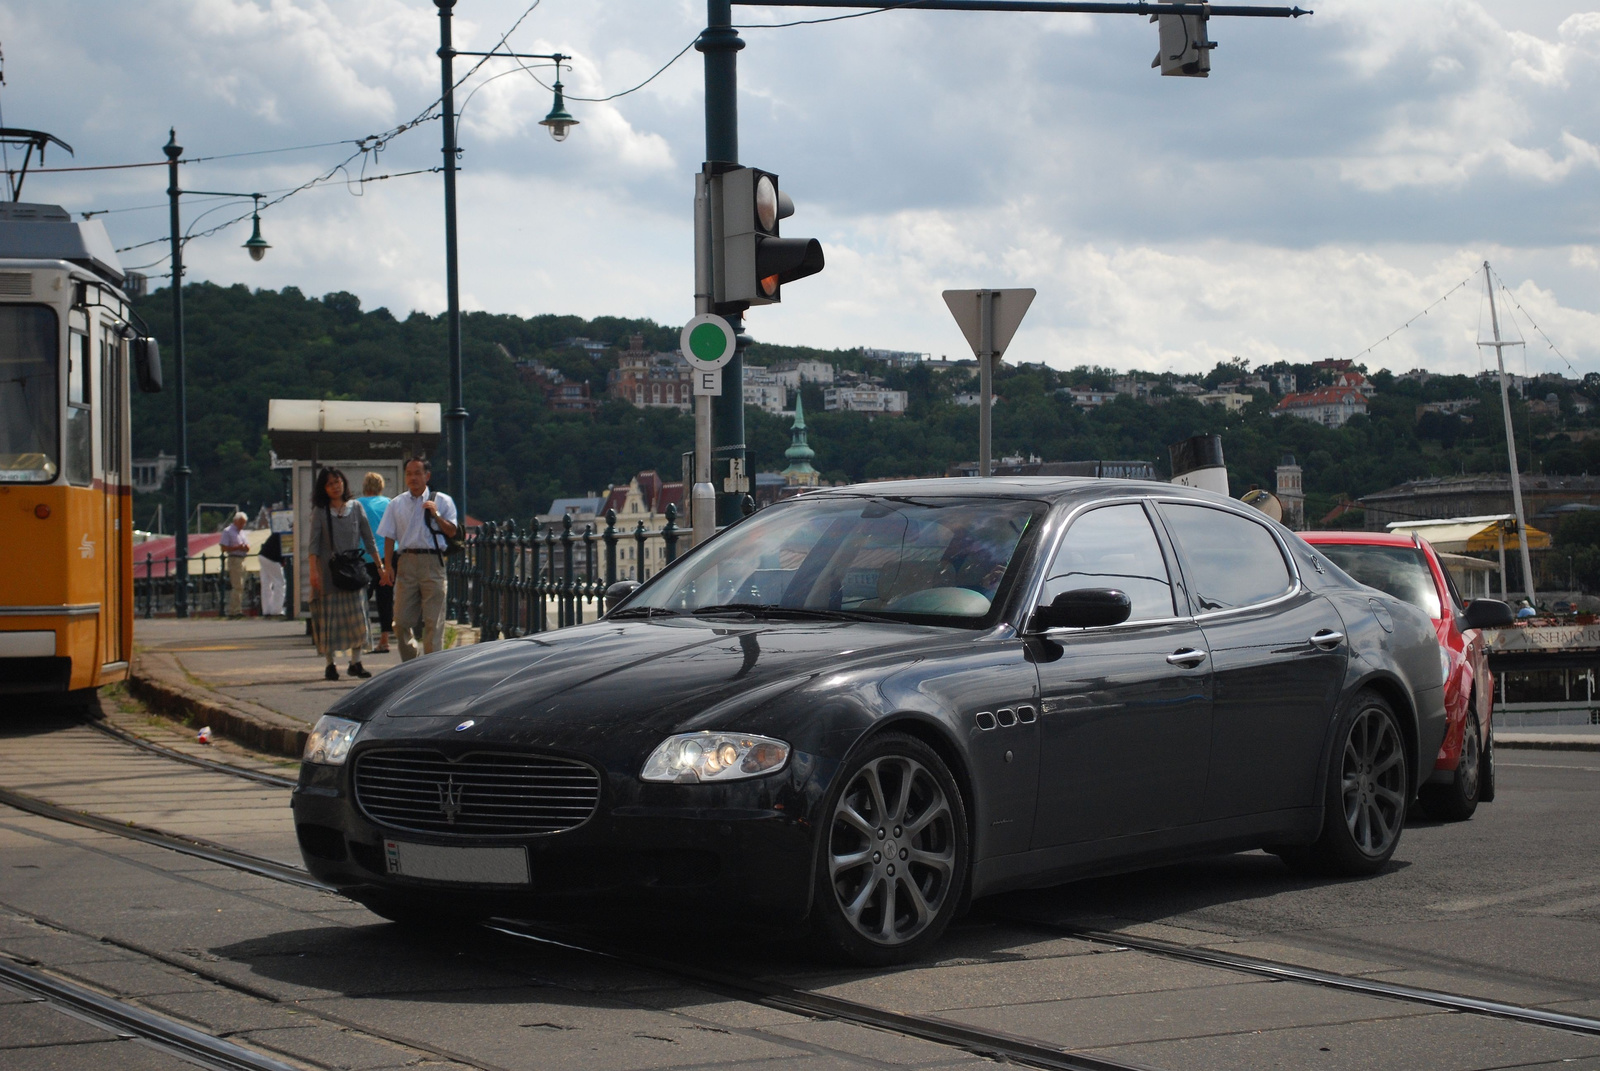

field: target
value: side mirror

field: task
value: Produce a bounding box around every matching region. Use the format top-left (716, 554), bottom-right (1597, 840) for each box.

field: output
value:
top-left (1461, 598), bottom-right (1515, 631)
top-left (1029, 588), bottom-right (1132, 632)
top-left (604, 580), bottom-right (641, 609)
top-left (131, 337), bottom-right (163, 393)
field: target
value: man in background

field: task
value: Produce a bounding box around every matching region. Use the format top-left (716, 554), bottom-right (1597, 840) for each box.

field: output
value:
top-left (259, 528), bottom-right (285, 617)
top-left (378, 458), bottom-right (458, 660)
top-left (220, 512), bottom-right (251, 618)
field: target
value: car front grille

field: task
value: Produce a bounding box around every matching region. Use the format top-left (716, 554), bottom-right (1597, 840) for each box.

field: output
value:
top-left (353, 749), bottom-right (602, 837)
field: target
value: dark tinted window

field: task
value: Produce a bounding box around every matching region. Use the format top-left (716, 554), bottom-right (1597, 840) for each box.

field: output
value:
top-left (1317, 543), bottom-right (1441, 619)
top-left (1161, 504), bottom-right (1292, 611)
top-left (1044, 503), bottom-right (1174, 621)
top-left (0, 304), bottom-right (59, 483)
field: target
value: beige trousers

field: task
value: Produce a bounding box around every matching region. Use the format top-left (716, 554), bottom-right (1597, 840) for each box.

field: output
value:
top-left (227, 555), bottom-right (247, 617)
top-left (394, 552), bottom-right (448, 661)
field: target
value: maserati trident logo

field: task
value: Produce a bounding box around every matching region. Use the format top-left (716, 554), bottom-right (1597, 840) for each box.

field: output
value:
top-left (455, 719), bottom-right (475, 732)
top-left (437, 775), bottom-right (465, 824)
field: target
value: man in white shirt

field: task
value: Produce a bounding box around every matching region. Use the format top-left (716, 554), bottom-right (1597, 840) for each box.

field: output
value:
top-left (219, 512), bottom-right (251, 618)
top-left (377, 457), bottom-right (458, 660)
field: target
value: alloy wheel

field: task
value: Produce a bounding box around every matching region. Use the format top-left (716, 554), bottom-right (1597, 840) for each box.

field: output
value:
top-left (1458, 714), bottom-right (1481, 800)
top-left (1341, 705), bottom-right (1406, 856)
top-left (827, 754), bottom-right (957, 946)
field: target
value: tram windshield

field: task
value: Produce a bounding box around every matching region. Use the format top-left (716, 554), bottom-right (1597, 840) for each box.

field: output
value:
top-left (0, 304), bottom-right (60, 482)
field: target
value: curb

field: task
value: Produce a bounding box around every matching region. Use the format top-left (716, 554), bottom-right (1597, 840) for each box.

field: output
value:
top-left (126, 651), bottom-right (309, 760)
top-left (1495, 736), bottom-right (1600, 752)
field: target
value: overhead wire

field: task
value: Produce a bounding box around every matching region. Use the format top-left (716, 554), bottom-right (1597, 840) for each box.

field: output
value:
top-left (738, 0), bottom-right (938, 28)
top-left (1488, 265), bottom-right (1578, 380)
top-left (111, 0), bottom-right (545, 256)
top-left (1345, 273), bottom-right (1476, 365)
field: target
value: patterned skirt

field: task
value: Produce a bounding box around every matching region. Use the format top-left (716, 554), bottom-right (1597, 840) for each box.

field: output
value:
top-left (312, 588), bottom-right (370, 657)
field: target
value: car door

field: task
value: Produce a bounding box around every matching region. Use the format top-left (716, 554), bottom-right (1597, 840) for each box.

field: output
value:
top-left (1030, 501), bottom-right (1213, 848)
top-left (1155, 502), bottom-right (1348, 822)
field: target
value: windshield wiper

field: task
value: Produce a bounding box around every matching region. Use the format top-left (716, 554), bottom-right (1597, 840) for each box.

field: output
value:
top-left (690, 604), bottom-right (891, 622)
top-left (607, 606), bottom-right (683, 619)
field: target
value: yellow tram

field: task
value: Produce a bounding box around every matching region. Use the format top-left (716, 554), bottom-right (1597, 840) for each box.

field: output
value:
top-left (0, 201), bottom-right (160, 700)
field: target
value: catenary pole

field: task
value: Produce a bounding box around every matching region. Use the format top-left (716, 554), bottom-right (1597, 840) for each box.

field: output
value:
top-left (164, 130), bottom-right (190, 619)
top-left (436, 0), bottom-right (468, 517)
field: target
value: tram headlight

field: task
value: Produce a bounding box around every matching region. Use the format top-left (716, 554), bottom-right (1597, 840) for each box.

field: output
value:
top-left (304, 715), bottom-right (361, 766)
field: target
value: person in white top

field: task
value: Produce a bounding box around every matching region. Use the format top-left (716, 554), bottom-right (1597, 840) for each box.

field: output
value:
top-left (377, 457), bottom-right (459, 660)
top-left (219, 512), bottom-right (251, 618)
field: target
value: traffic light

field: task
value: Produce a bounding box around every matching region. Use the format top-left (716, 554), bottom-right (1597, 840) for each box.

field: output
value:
top-left (1151, 3), bottom-right (1212, 77)
top-left (713, 167), bottom-right (824, 308)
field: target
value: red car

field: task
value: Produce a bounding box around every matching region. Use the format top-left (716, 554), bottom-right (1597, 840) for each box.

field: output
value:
top-left (1301, 531), bottom-right (1513, 820)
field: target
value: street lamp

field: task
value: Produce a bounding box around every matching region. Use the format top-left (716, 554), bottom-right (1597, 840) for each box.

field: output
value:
top-left (435, 0), bottom-right (577, 519)
top-left (540, 76), bottom-right (579, 142)
top-left (164, 128), bottom-right (269, 617)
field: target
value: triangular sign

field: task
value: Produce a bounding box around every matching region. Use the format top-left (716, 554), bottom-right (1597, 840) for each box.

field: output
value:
top-left (942, 288), bottom-right (1036, 358)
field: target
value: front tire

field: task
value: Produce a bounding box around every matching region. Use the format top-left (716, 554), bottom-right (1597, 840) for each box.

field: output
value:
top-left (813, 733), bottom-right (969, 966)
top-left (1297, 690), bottom-right (1409, 876)
top-left (1419, 710), bottom-right (1481, 821)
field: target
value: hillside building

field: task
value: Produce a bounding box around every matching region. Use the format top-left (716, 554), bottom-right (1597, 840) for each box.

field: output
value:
top-left (607, 333), bottom-right (690, 411)
top-left (1272, 385), bottom-right (1369, 427)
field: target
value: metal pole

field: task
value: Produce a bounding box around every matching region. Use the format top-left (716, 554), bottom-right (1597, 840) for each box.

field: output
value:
top-left (700, 0), bottom-right (748, 526)
top-left (979, 290), bottom-right (994, 477)
top-left (436, 0), bottom-right (468, 518)
top-left (692, 171), bottom-right (717, 546)
top-left (1484, 261), bottom-right (1535, 606)
top-left (164, 130), bottom-right (190, 619)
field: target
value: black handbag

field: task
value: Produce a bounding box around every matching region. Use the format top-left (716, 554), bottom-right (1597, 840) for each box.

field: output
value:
top-left (324, 508), bottom-right (369, 592)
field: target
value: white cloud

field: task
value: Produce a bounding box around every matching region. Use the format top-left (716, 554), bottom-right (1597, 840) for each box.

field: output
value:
top-left (0, 0), bottom-right (1593, 384)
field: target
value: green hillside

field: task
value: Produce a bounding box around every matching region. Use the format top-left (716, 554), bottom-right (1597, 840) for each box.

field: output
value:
top-left (130, 283), bottom-right (1600, 532)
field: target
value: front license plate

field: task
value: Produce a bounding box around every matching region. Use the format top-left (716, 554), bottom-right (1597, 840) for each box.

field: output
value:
top-left (384, 840), bottom-right (530, 885)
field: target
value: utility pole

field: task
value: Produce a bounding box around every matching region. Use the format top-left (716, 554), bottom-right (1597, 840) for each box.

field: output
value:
top-left (1481, 260), bottom-right (1535, 606)
top-left (699, 0), bottom-right (749, 527)
top-left (436, 0), bottom-right (468, 518)
top-left (164, 130), bottom-right (190, 619)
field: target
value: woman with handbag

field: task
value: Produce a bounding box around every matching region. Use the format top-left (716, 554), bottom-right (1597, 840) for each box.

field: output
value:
top-left (307, 467), bottom-right (384, 681)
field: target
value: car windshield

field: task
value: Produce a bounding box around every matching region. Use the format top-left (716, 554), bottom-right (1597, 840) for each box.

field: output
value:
top-left (626, 495), bottom-right (1043, 624)
top-left (1317, 543), bottom-right (1442, 620)
top-left (0, 304), bottom-right (60, 483)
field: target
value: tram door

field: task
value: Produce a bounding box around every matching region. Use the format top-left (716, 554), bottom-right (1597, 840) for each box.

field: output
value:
top-left (99, 325), bottom-right (126, 667)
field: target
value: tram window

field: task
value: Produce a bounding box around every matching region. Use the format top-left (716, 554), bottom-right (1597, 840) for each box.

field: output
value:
top-left (101, 329), bottom-right (122, 476)
top-left (65, 329), bottom-right (92, 485)
top-left (0, 304), bottom-right (61, 482)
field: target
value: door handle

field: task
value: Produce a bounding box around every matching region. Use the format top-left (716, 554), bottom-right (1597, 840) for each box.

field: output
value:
top-left (1166, 648), bottom-right (1207, 668)
top-left (1310, 629), bottom-right (1345, 650)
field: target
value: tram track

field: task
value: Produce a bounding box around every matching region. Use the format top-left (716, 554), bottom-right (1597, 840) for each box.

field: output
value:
top-left (7, 722), bottom-right (1600, 1071)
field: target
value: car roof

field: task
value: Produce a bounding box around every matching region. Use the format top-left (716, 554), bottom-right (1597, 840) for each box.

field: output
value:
top-left (809, 477), bottom-right (1225, 504)
top-left (1301, 530), bottom-right (1421, 548)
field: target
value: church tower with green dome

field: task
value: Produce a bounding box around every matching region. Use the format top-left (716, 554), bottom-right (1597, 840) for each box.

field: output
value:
top-left (780, 395), bottom-right (820, 487)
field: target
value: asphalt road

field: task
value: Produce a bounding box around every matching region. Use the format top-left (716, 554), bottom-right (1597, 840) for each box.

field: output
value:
top-left (2, 705), bottom-right (1598, 1071)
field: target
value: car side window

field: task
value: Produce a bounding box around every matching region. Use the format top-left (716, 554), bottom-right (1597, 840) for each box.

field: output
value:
top-left (1160, 503), bottom-right (1293, 612)
top-left (1042, 504), bottom-right (1175, 622)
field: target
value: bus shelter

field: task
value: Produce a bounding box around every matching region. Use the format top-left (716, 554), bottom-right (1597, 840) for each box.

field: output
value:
top-left (266, 400), bottom-right (441, 618)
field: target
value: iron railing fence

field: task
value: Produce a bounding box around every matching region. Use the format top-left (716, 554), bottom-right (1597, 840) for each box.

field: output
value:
top-left (134, 552), bottom-right (262, 617)
top-left (448, 506), bottom-right (680, 640)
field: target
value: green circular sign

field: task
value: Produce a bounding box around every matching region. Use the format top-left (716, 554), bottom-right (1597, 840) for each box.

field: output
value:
top-left (689, 323), bottom-right (727, 362)
top-left (680, 314), bottom-right (735, 369)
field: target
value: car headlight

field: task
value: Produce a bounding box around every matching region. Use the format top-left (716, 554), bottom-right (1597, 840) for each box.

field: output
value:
top-left (304, 715), bottom-right (362, 766)
top-left (641, 732), bottom-right (789, 783)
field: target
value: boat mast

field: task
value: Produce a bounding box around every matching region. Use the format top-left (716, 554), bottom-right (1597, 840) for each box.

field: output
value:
top-left (1481, 261), bottom-right (1535, 606)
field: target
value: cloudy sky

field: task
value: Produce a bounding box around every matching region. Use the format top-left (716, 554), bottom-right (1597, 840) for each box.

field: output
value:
top-left (2, 0), bottom-right (1595, 377)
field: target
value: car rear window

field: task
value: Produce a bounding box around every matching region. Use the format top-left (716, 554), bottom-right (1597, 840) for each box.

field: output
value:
top-left (1317, 544), bottom-right (1442, 619)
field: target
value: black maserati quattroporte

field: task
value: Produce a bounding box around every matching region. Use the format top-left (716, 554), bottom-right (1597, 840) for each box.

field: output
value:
top-left (291, 479), bottom-right (1455, 964)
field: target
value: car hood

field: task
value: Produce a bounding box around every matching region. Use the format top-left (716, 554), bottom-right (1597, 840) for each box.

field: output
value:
top-left (365, 616), bottom-right (963, 756)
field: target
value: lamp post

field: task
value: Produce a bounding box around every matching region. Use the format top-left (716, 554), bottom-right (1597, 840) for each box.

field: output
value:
top-left (163, 128), bottom-right (270, 618)
top-left (434, 0), bottom-right (576, 520)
